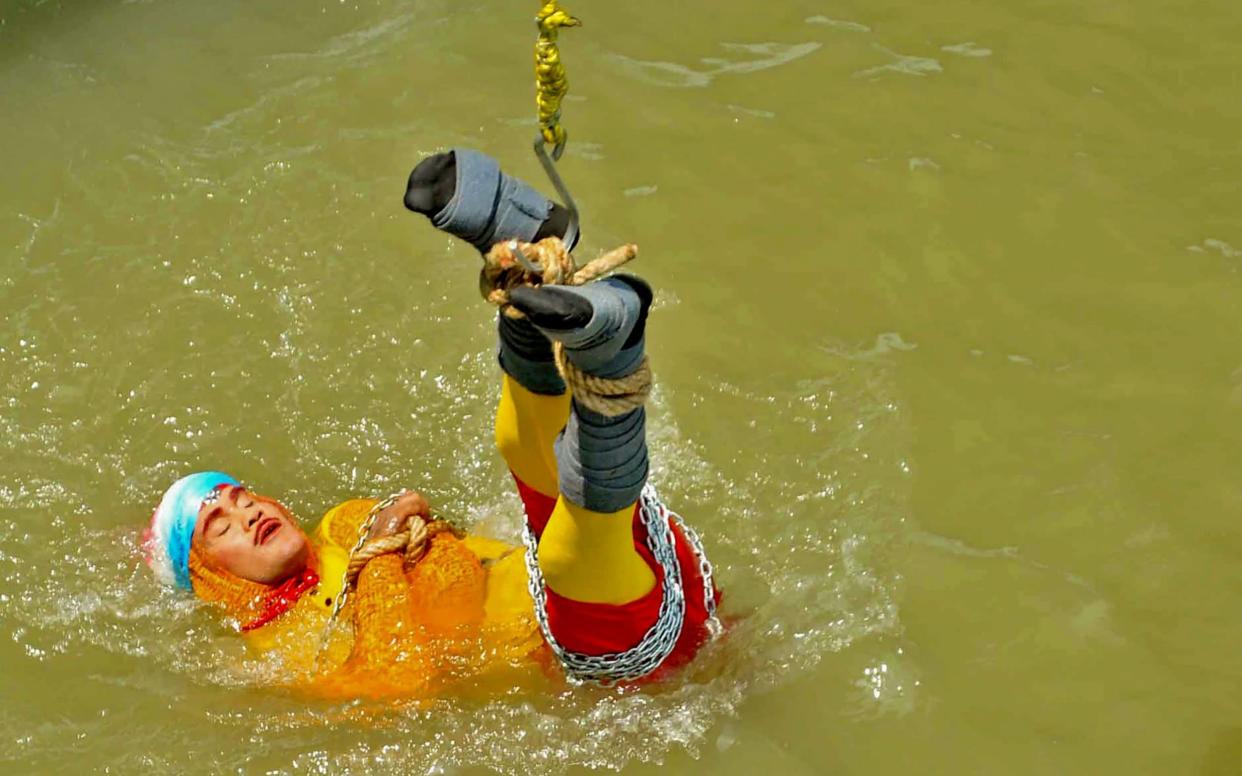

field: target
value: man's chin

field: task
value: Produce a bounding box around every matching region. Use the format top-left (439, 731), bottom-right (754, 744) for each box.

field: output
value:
top-left (264, 536), bottom-right (311, 583)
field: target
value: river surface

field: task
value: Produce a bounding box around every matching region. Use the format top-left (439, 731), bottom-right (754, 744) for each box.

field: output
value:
top-left (1, 0), bottom-right (1239, 773)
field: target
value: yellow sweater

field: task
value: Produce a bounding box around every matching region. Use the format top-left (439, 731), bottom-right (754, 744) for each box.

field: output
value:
top-left (193, 499), bottom-right (549, 700)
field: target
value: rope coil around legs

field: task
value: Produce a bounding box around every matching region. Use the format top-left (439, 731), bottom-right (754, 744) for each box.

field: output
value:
top-left (553, 343), bottom-right (651, 416)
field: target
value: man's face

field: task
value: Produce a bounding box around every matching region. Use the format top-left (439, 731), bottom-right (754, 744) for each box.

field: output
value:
top-left (193, 485), bottom-right (309, 584)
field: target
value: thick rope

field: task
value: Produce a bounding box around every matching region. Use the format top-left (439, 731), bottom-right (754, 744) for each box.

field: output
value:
top-left (481, 236), bottom-right (651, 416)
top-left (554, 343), bottom-right (652, 416)
top-left (344, 518), bottom-right (457, 587)
top-left (480, 236), bottom-right (637, 317)
top-left (534, 1), bottom-right (580, 151)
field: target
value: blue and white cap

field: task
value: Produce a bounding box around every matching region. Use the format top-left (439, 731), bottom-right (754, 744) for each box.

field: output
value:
top-left (144, 471), bottom-right (241, 590)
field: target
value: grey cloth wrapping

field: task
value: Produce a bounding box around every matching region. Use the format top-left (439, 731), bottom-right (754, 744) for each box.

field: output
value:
top-left (431, 148), bottom-right (551, 254)
top-left (532, 278), bottom-right (650, 513)
top-left (555, 402), bottom-right (649, 513)
top-left (531, 280), bottom-right (646, 378)
top-left (497, 314), bottom-right (566, 396)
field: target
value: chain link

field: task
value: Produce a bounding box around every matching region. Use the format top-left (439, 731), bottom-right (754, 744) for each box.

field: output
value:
top-left (667, 508), bottom-right (724, 638)
top-left (314, 490), bottom-right (405, 663)
top-left (522, 484), bottom-right (719, 686)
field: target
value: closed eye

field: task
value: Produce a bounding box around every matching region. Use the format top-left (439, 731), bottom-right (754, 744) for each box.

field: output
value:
top-left (202, 511), bottom-right (229, 539)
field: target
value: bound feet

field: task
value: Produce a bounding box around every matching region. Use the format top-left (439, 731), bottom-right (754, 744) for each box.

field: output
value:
top-left (405, 147), bottom-right (654, 514)
top-left (510, 278), bottom-right (651, 379)
top-left (404, 147), bottom-right (652, 379)
top-left (404, 149), bottom-right (575, 250)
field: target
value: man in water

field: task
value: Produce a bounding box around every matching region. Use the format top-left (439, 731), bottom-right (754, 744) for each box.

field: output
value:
top-left (143, 149), bottom-right (719, 697)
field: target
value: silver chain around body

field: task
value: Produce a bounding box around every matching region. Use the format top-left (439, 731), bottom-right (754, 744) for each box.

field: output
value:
top-left (522, 483), bottom-right (721, 686)
top-left (666, 506), bottom-right (723, 638)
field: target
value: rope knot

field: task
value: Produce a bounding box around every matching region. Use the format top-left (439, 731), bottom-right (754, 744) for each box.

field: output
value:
top-left (480, 237), bottom-right (638, 319)
top-left (345, 518), bottom-right (459, 587)
top-left (480, 237), bottom-right (650, 415)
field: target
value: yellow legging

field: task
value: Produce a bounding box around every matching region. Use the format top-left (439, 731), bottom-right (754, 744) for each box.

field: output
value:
top-left (494, 375), bottom-right (655, 604)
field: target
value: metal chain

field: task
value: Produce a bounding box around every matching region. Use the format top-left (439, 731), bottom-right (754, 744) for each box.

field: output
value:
top-left (314, 490), bottom-right (405, 662)
top-left (522, 484), bottom-right (719, 686)
top-left (667, 509), bottom-right (724, 638)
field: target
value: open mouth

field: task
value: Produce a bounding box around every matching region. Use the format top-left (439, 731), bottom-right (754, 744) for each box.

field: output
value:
top-left (255, 517), bottom-right (281, 546)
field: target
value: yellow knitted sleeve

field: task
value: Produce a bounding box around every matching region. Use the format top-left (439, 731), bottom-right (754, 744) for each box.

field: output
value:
top-left (351, 554), bottom-right (420, 663)
top-left (310, 553), bottom-right (437, 700)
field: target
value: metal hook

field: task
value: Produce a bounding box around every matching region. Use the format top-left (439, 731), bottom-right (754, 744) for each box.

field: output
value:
top-left (533, 134), bottom-right (579, 252)
top-left (509, 240), bottom-right (544, 275)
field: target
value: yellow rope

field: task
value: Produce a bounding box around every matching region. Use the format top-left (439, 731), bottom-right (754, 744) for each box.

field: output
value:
top-left (534, 1), bottom-right (580, 150)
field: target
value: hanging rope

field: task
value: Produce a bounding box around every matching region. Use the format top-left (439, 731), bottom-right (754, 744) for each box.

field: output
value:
top-left (534, 1), bottom-right (580, 157)
top-left (529, 1), bottom-right (584, 250)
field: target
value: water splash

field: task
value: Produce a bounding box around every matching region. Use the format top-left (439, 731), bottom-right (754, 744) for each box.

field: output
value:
top-left (0, 330), bottom-right (912, 771)
top-left (941, 41), bottom-right (993, 58)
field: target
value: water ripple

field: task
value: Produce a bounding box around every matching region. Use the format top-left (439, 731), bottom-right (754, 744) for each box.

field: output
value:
top-left (607, 42), bottom-right (822, 88)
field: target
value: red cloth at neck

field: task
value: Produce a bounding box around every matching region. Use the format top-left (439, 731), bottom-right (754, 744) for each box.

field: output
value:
top-left (240, 568), bottom-right (320, 632)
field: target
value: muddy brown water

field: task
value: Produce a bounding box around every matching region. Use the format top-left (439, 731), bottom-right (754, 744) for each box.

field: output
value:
top-left (1, 0), bottom-right (1239, 773)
